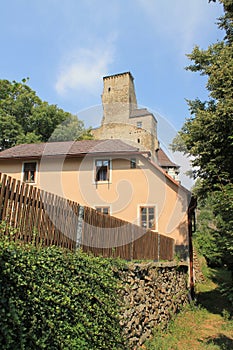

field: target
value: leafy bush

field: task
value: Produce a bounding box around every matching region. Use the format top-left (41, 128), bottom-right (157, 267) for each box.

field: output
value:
top-left (0, 237), bottom-right (126, 349)
top-left (194, 185), bottom-right (233, 272)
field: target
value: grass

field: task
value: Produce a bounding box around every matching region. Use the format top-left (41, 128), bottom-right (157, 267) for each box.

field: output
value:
top-left (145, 263), bottom-right (233, 350)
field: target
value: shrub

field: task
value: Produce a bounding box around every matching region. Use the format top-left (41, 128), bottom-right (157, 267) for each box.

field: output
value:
top-left (0, 237), bottom-right (126, 349)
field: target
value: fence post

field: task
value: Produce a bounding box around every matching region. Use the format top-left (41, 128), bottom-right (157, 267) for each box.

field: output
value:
top-left (76, 205), bottom-right (84, 250)
top-left (158, 233), bottom-right (160, 261)
top-left (130, 228), bottom-right (134, 261)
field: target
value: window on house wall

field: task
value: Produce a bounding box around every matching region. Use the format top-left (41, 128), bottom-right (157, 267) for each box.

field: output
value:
top-left (95, 159), bottom-right (110, 182)
top-left (95, 206), bottom-right (110, 215)
top-left (140, 206), bottom-right (156, 230)
top-left (137, 121), bottom-right (142, 129)
top-left (23, 162), bottom-right (37, 183)
top-left (130, 158), bottom-right (136, 169)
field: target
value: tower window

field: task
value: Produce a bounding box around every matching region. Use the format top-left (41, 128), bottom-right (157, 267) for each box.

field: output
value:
top-left (137, 138), bottom-right (140, 143)
top-left (137, 121), bottom-right (142, 128)
top-left (108, 87), bottom-right (111, 92)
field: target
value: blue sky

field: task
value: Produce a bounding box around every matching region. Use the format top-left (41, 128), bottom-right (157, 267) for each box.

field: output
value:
top-left (1, 1), bottom-right (224, 189)
top-left (1, 0), bottom-right (223, 133)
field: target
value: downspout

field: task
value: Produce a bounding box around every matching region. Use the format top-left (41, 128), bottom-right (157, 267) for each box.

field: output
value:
top-left (188, 195), bottom-right (197, 300)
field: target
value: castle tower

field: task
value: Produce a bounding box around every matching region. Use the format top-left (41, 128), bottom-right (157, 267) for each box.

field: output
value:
top-left (101, 72), bottom-right (137, 125)
top-left (93, 72), bottom-right (159, 160)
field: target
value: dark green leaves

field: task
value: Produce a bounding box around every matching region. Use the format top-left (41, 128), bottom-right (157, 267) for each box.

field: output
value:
top-left (172, 1), bottom-right (233, 193)
top-left (173, 0), bottom-right (233, 276)
top-left (0, 79), bottom-right (92, 150)
top-left (0, 239), bottom-right (127, 349)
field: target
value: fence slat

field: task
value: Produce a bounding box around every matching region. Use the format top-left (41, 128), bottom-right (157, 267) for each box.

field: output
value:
top-left (0, 174), bottom-right (8, 220)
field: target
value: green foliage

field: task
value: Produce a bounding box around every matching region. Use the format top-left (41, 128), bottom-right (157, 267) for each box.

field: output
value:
top-left (194, 184), bottom-right (233, 273)
top-left (194, 196), bottom-right (223, 267)
top-left (211, 184), bottom-right (233, 268)
top-left (0, 237), bottom-right (126, 349)
top-left (30, 102), bottom-right (72, 142)
top-left (50, 114), bottom-right (93, 142)
top-left (211, 0), bottom-right (233, 44)
top-left (171, 1), bottom-right (233, 274)
top-left (171, 2), bottom-right (233, 193)
top-left (0, 79), bottom-right (92, 150)
top-left (0, 113), bottom-right (24, 150)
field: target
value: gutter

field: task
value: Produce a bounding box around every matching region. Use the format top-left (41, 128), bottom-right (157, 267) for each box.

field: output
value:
top-left (188, 196), bottom-right (197, 300)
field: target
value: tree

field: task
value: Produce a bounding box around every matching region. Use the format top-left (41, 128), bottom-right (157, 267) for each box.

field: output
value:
top-left (29, 102), bottom-right (72, 142)
top-left (49, 114), bottom-right (93, 142)
top-left (0, 113), bottom-right (24, 150)
top-left (0, 79), bottom-right (92, 150)
top-left (172, 0), bottom-right (233, 275)
top-left (172, 1), bottom-right (233, 194)
top-left (194, 185), bottom-right (233, 269)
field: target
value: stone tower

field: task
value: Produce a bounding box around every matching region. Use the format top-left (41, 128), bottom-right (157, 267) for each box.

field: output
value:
top-left (101, 72), bottom-right (137, 125)
top-left (92, 72), bottom-right (159, 160)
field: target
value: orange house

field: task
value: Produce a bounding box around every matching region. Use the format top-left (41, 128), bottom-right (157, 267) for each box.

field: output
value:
top-left (0, 138), bottom-right (192, 259)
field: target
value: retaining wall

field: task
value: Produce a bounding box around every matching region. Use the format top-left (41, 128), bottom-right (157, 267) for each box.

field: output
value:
top-left (117, 261), bottom-right (189, 348)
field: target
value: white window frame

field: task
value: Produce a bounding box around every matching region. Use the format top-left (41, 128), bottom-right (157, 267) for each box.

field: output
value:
top-left (93, 158), bottom-right (112, 184)
top-left (95, 206), bottom-right (111, 215)
top-left (137, 204), bottom-right (158, 231)
top-left (137, 121), bottom-right (142, 129)
top-left (21, 161), bottom-right (38, 184)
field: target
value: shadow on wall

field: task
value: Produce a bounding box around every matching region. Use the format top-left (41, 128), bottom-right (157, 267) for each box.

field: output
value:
top-left (173, 221), bottom-right (189, 261)
top-left (175, 245), bottom-right (189, 261)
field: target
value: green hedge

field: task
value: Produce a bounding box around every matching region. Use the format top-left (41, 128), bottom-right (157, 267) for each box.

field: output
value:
top-left (0, 237), bottom-right (127, 349)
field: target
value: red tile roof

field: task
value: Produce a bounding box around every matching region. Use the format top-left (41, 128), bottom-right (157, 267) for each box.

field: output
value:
top-left (157, 148), bottom-right (179, 168)
top-left (0, 139), bottom-right (140, 159)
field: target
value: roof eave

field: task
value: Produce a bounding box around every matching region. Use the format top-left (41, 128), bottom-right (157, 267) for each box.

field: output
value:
top-left (0, 150), bottom-right (148, 161)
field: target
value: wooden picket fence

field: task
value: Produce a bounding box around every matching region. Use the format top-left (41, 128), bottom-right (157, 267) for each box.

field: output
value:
top-left (0, 173), bottom-right (78, 250)
top-left (82, 206), bottom-right (174, 260)
top-left (0, 173), bottom-right (174, 260)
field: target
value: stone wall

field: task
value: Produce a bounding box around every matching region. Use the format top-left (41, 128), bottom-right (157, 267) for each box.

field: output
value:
top-left (117, 261), bottom-right (189, 349)
top-left (92, 122), bottom-right (158, 160)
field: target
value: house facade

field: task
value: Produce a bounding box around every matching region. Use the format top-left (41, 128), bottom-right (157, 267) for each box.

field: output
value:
top-left (0, 139), bottom-right (191, 258)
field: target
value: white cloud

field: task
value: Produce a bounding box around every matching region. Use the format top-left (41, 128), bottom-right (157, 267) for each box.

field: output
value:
top-left (55, 44), bottom-right (114, 96)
